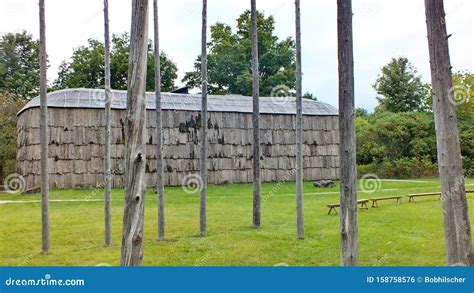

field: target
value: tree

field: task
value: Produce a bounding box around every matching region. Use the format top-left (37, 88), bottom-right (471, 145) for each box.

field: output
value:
top-left (39, 0), bottom-right (50, 255)
top-left (355, 107), bottom-right (368, 118)
top-left (103, 0), bottom-right (112, 247)
top-left (53, 34), bottom-right (178, 92)
top-left (452, 71), bottom-right (474, 117)
top-left (199, 0), bottom-right (208, 237)
top-left (425, 0), bottom-right (473, 266)
top-left (182, 10), bottom-right (296, 96)
top-left (250, 0), bottom-right (261, 229)
top-left (0, 93), bottom-right (22, 185)
top-left (121, 0), bottom-right (148, 266)
top-left (337, 0), bottom-right (358, 266)
top-left (0, 31), bottom-right (40, 100)
top-left (153, 0), bottom-right (165, 241)
top-left (373, 57), bottom-right (430, 112)
top-left (294, 0), bottom-right (304, 239)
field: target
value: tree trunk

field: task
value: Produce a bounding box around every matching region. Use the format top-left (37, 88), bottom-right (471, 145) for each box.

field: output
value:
top-left (153, 0), bottom-right (165, 241)
top-left (250, 0), bottom-right (261, 229)
top-left (294, 0), bottom-right (304, 239)
top-left (337, 0), bottom-right (358, 266)
top-left (199, 0), bottom-right (208, 237)
top-left (39, 0), bottom-right (50, 255)
top-left (120, 0), bottom-right (148, 266)
top-left (424, 0), bottom-right (473, 266)
top-left (103, 0), bottom-right (112, 247)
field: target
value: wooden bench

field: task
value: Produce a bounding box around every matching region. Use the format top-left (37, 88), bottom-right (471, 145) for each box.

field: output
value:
top-left (327, 199), bottom-right (369, 215)
top-left (370, 196), bottom-right (402, 207)
top-left (408, 190), bottom-right (473, 203)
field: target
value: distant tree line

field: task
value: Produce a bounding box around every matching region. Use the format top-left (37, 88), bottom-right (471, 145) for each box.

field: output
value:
top-left (357, 57), bottom-right (473, 178)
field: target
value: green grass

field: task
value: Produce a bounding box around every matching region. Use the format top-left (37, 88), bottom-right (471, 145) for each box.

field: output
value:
top-left (1, 178), bottom-right (473, 266)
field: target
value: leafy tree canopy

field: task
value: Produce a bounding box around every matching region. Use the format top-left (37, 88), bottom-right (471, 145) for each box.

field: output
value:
top-left (182, 10), bottom-right (296, 96)
top-left (0, 31), bottom-right (40, 100)
top-left (451, 71), bottom-right (474, 118)
top-left (53, 33), bottom-right (178, 92)
top-left (373, 57), bottom-right (430, 113)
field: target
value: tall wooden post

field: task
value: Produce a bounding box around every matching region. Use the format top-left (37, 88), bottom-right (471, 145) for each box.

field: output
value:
top-left (103, 0), bottom-right (112, 247)
top-left (337, 0), bottom-right (358, 266)
top-left (294, 0), bottom-right (304, 239)
top-left (120, 0), bottom-right (149, 266)
top-left (199, 0), bottom-right (208, 237)
top-left (250, 0), bottom-right (261, 229)
top-left (425, 0), bottom-right (473, 266)
top-left (39, 0), bottom-right (50, 255)
top-left (153, 0), bottom-right (165, 241)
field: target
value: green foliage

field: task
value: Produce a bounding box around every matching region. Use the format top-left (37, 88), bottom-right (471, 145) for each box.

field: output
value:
top-left (373, 57), bottom-right (430, 113)
top-left (0, 31), bottom-right (40, 100)
top-left (53, 33), bottom-right (178, 92)
top-left (358, 157), bottom-right (438, 179)
top-left (452, 71), bottom-right (474, 117)
top-left (0, 92), bottom-right (24, 183)
top-left (356, 109), bottom-right (473, 178)
top-left (356, 112), bottom-right (437, 165)
top-left (182, 10), bottom-right (296, 96)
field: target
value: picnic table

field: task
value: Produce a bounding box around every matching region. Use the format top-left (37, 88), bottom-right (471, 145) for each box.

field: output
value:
top-left (327, 199), bottom-right (369, 215)
top-left (370, 196), bottom-right (402, 207)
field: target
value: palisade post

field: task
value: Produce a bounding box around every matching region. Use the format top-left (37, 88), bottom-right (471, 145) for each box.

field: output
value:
top-left (39, 0), bottom-right (50, 255)
top-left (153, 0), bottom-right (165, 241)
top-left (120, 0), bottom-right (149, 266)
top-left (250, 0), bottom-right (261, 229)
top-left (424, 0), bottom-right (473, 266)
top-left (103, 0), bottom-right (112, 247)
top-left (199, 0), bottom-right (208, 237)
top-left (294, 0), bottom-right (304, 239)
top-left (337, 0), bottom-right (358, 266)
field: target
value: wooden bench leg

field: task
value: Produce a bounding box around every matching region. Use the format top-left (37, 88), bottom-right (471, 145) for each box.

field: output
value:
top-left (408, 197), bottom-right (414, 203)
top-left (397, 198), bottom-right (402, 204)
top-left (328, 207), bottom-right (337, 215)
top-left (361, 202), bottom-right (368, 210)
top-left (371, 200), bottom-right (378, 208)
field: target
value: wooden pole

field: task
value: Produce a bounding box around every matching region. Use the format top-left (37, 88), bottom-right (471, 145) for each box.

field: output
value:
top-left (120, 0), bottom-right (148, 266)
top-left (337, 0), bottom-right (358, 266)
top-left (103, 0), bottom-right (112, 247)
top-left (294, 0), bottom-right (304, 239)
top-left (424, 0), bottom-right (473, 266)
top-left (199, 0), bottom-right (208, 237)
top-left (153, 0), bottom-right (165, 241)
top-left (39, 0), bottom-right (50, 255)
top-left (250, 0), bottom-right (261, 229)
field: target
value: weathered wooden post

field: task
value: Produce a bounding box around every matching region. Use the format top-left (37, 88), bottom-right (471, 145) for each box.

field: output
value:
top-left (250, 0), bottom-right (261, 229)
top-left (153, 0), bottom-right (165, 241)
top-left (103, 0), bottom-right (112, 247)
top-left (120, 0), bottom-right (149, 266)
top-left (424, 0), bottom-right (473, 266)
top-left (39, 0), bottom-right (50, 255)
top-left (294, 0), bottom-right (304, 239)
top-left (337, 0), bottom-right (358, 266)
top-left (199, 0), bottom-right (208, 237)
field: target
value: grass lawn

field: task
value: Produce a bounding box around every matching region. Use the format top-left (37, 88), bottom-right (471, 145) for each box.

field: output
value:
top-left (1, 178), bottom-right (473, 266)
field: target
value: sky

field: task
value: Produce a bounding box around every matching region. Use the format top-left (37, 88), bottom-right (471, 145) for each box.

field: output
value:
top-left (1, 0), bottom-right (472, 111)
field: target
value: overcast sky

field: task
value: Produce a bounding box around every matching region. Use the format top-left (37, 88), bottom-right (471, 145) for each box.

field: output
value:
top-left (1, 0), bottom-right (472, 111)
